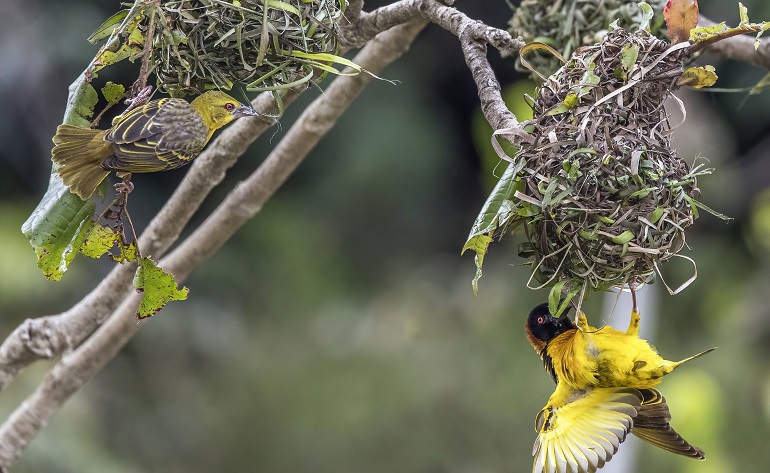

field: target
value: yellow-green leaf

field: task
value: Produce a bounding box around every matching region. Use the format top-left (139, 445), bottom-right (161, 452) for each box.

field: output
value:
top-left (678, 65), bottom-right (718, 88)
top-left (79, 224), bottom-right (119, 259)
top-left (133, 257), bottom-right (189, 318)
top-left (690, 23), bottom-right (729, 42)
top-left (546, 93), bottom-right (578, 116)
top-left (101, 81), bottom-right (126, 104)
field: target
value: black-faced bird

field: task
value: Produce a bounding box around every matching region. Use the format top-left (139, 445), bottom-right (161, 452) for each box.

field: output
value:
top-left (51, 90), bottom-right (259, 199)
top-left (525, 302), bottom-right (715, 473)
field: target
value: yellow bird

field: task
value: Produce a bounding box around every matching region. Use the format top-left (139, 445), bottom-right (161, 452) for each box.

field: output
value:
top-left (525, 303), bottom-right (715, 473)
top-left (51, 90), bottom-right (258, 199)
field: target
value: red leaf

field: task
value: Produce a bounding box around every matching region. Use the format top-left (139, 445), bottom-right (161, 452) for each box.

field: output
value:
top-left (664, 0), bottom-right (699, 44)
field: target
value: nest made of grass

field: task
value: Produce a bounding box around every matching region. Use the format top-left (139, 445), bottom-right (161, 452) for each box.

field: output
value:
top-left (501, 28), bottom-right (710, 295)
top-left (154, 0), bottom-right (345, 96)
top-left (509, 0), bottom-right (668, 77)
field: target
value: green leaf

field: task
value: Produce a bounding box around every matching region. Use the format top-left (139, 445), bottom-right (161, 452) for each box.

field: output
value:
top-left (88, 9), bottom-right (130, 43)
top-left (96, 25), bottom-right (145, 70)
top-left (21, 176), bottom-right (97, 280)
top-left (23, 76), bottom-right (104, 280)
top-left (113, 241), bottom-right (138, 264)
top-left (79, 223), bottom-right (118, 259)
top-left (101, 81), bottom-right (126, 104)
top-left (462, 161), bottom-right (525, 293)
top-left (78, 223), bottom-right (139, 263)
top-left (610, 230), bottom-right (635, 244)
top-left (71, 83), bottom-right (99, 128)
top-left (576, 65), bottom-right (600, 97)
top-left (638, 2), bottom-right (654, 31)
top-left (616, 44), bottom-right (640, 81)
top-left (548, 280), bottom-right (568, 315)
top-left (133, 257), bottom-right (189, 318)
top-left (690, 22), bottom-right (729, 42)
top-left (739, 2), bottom-right (750, 26)
top-left (649, 207), bottom-right (665, 224)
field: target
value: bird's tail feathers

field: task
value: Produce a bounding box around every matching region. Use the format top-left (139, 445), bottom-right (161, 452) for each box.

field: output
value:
top-left (632, 388), bottom-right (706, 459)
top-left (51, 125), bottom-right (111, 199)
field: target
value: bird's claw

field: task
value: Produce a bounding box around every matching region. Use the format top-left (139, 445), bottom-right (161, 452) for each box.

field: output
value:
top-left (114, 180), bottom-right (134, 195)
top-left (576, 313), bottom-right (590, 331)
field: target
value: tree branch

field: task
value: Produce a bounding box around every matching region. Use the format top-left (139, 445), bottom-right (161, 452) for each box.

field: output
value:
top-left (342, 0), bottom-right (522, 132)
top-left (699, 15), bottom-right (770, 70)
top-left (0, 90), bottom-right (293, 392)
top-left (0, 20), bottom-right (427, 469)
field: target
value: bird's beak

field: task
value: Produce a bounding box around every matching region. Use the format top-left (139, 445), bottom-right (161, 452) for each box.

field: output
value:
top-left (233, 104), bottom-right (260, 118)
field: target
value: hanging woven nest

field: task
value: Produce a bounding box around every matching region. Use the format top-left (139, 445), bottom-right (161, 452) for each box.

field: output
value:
top-left (154, 0), bottom-right (346, 96)
top-left (508, 0), bottom-right (668, 77)
top-left (473, 27), bottom-right (721, 299)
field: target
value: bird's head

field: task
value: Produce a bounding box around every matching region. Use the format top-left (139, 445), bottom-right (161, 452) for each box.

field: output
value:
top-left (525, 303), bottom-right (575, 354)
top-left (190, 91), bottom-right (260, 132)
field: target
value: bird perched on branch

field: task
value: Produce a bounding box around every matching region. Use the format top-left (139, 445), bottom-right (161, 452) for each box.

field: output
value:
top-left (51, 90), bottom-right (259, 199)
top-left (525, 303), bottom-right (715, 473)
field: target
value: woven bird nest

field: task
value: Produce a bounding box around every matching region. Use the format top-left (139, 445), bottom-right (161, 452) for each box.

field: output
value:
top-left (155, 0), bottom-right (345, 96)
top-left (500, 28), bottom-right (711, 295)
top-left (509, 0), bottom-right (668, 77)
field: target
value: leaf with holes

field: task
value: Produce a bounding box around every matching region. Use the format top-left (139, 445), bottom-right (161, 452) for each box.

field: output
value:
top-left (133, 257), bottom-right (188, 318)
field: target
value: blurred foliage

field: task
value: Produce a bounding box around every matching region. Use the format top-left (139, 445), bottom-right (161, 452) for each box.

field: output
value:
top-left (1, 0), bottom-right (770, 472)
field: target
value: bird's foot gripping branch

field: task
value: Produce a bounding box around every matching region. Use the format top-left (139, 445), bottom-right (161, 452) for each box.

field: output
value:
top-left (463, 1), bottom-right (768, 312)
top-left (22, 0), bottom-right (365, 319)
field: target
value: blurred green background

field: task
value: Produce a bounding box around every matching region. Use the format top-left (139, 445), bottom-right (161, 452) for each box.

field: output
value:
top-left (1, 0), bottom-right (769, 472)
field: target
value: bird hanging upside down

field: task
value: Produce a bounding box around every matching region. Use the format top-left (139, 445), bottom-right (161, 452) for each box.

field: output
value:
top-left (525, 302), bottom-right (715, 473)
top-left (51, 90), bottom-right (259, 199)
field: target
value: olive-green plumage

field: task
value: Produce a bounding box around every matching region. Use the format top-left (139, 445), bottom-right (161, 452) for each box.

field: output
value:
top-left (51, 90), bottom-right (258, 199)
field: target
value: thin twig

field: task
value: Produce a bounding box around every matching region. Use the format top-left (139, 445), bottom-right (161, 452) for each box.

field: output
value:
top-left (0, 90), bottom-right (292, 393)
top-left (697, 15), bottom-right (770, 70)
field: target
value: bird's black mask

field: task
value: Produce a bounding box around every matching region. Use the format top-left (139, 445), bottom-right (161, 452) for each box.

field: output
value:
top-left (527, 303), bottom-right (575, 343)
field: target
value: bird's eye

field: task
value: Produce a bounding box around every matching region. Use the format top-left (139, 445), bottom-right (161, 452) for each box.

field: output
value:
top-left (537, 316), bottom-right (544, 324)
top-left (225, 103), bottom-right (235, 111)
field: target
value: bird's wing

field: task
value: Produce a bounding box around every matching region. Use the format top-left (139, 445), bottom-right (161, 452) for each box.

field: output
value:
top-left (631, 388), bottom-right (705, 459)
top-left (102, 99), bottom-right (207, 173)
top-left (105, 99), bottom-right (169, 144)
top-left (533, 386), bottom-right (642, 473)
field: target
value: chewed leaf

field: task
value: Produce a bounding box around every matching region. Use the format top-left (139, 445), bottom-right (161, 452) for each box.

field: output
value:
top-left (96, 25), bottom-right (145, 70)
top-left (690, 23), bottom-right (728, 42)
top-left (101, 81), bottom-right (126, 104)
top-left (664, 0), bottom-right (699, 44)
top-left (22, 76), bottom-right (105, 280)
top-left (78, 223), bottom-right (139, 262)
top-left (464, 235), bottom-right (493, 295)
top-left (113, 241), bottom-right (138, 264)
top-left (79, 223), bottom-right (119, 259)
top-left (72, 83), bottom-right (99, 128)
top-left (678, 66), bottom-right (718, 88)
top-left (22, 174), bottom-right (97, 281)
top-left (133, 257), bottom-right (189, 318)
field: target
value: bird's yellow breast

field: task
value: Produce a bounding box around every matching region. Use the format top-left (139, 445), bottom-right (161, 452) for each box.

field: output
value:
top-left (581, 324), bottom-right (668, 389)
top-left (547, 324), bottom-right (669, 390)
